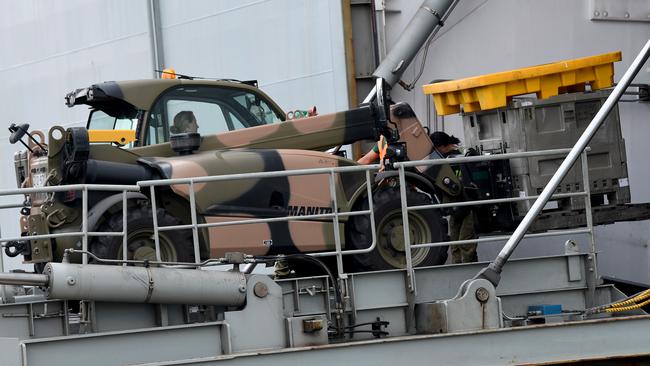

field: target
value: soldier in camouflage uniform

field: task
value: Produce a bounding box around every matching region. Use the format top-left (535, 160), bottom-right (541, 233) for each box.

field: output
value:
top-left (429, 132), bottom-right (478, 264)
top-left (448, 207), bottom-right (478, 263)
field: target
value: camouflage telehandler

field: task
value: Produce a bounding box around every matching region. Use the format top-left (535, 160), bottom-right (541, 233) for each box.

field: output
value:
top-left (9, 78), bottom-right (461, 272)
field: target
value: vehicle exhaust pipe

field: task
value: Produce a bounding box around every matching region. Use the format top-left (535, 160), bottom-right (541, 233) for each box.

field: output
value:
top-left (85, 159), bottom-right (156, 184)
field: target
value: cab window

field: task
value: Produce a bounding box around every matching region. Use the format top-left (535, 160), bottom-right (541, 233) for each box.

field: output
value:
top-left (145, 85), bottom-right (284, 145)
top-left (88, 110), bottom-right (137, 130)
top-left (87, 109), bottom-right (138, 148)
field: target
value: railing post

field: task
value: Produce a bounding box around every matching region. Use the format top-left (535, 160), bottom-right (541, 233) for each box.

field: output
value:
top-left (328, 171), bottom-right (344, 277)
top-left (82, 186), bottom-right (88, 265)
top-left (581, 149), bottom-right (598, 306)
top-left (122, 190), bottom-right (128, 265)
top-left (149, 185), bottom-right (162, 262)
top-left (189, 181), bottom-right (201, 264)
top-left (398, 164), bottom-right (418, 335)
top-left (365, 170), bottom-right (377, 254)
top-left (398, 165), bottom-right (416, 293)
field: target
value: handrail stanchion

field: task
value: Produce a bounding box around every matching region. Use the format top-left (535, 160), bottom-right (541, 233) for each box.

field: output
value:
top-left (189, 181), bottom-right (201, 264)
top-left (328, 171), bottom-right (344, 277)
top-left (82, 186), bottom-right (88, 265)
top-left (580, 149), bottom-right (597, 259)
top-left (365, 170), bottom-right (377, 257)
top-left (398, 164), bottom-right (416, 293)
top-left (398, 164), bottom-right (418, 335)
top-left (581, 149), bottom-right (597, 306)
top-left (122, 190), bottom-right (128, 266)
top-left (149, 185), bottom-right (162, 262)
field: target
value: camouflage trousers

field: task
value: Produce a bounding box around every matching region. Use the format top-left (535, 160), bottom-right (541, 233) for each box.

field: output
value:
top-left (449, 211), bottom-right (478, 264)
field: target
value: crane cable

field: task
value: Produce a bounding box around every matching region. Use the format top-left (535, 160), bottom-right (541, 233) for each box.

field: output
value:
top-left (400, 0), bottom-right (460, 91)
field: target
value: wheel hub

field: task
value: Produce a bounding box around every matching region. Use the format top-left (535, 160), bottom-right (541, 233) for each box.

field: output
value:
top-left (388, 224), bottom-right (406, 252)
top-left (133, 246), bottom-right (157, 261)
top-left (377, 210), bottom-right (433, 268)
top-left (385, 222), bottom-right (420, 253)
top-left (122, 230), bottom-right (178, 262)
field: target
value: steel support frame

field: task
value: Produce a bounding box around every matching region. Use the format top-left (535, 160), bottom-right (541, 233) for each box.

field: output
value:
top-left (132, 316), bottom-right (650, 366)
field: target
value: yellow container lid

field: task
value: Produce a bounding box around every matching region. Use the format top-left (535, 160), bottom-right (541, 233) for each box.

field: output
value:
top-left (422, 51), bottom-right (622, 116)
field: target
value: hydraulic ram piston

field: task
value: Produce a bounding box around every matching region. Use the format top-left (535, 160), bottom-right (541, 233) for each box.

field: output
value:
top-left (40, 263), bottom-right (247, 306)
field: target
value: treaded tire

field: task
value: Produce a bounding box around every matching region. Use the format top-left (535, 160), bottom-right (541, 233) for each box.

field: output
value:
top-left (346, 187), bottom-right (448, 271)
top-left (90, 203), bottom-right (194, 264)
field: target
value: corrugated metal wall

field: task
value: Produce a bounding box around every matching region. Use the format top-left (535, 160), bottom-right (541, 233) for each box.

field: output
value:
top-left (157, 0), bottom-right (349, 112)
top-left (0, 0), bottom-right (155, 270)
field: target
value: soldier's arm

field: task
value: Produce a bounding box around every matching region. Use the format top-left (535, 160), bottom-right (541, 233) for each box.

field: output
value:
top-left (357, 149), bottom-right (379, 165)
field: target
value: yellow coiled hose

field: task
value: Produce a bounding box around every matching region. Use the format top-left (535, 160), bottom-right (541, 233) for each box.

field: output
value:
top-left (606, 297), bottom-right (650, 313)
top-left (596, 289), bottom-right (650, 314)
top-left (609, 289), bottom-right (650, 308)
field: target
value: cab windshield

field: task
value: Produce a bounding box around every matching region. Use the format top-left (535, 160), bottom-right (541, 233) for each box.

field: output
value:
top-left (88, 110), bottom-right (139, 130)
top-left (145, 85), bottom-right (285, 145)
top-left (87, 109), bottom-right (140, 148)
top-left (85, 84), bottom-right (285, 147)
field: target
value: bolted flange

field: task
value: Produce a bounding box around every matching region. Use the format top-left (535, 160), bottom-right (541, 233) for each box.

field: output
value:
top-left (253, 282), bottom-right (269, 298)
top-left (475, 287), bottom-right (490, 303)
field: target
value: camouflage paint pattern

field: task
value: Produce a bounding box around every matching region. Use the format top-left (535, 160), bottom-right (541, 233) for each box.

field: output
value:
top-left (131, 106), bottom-right (378, 158)
top-left (150, 149), bottom-right (362, 256)
top-left (21, 78), bottom-right (439, 264)
top-left (69, 79), bottom-right (379, 157)
top-left (390, 102), bottom-right (433, 162)
top-left (68, 80), bottom-right (285, 122)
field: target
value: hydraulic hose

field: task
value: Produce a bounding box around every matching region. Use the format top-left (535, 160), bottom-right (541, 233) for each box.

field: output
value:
top-left (255, 254), bottom-right (342, 306)
top-left (609, 289), bottom-right (650, 309)
top-left (606, 297), bottom-right (650, 313)
top-left (254, 253), bottom-right (344, 336)
top-left (585, 288), bottom-right (650, 315)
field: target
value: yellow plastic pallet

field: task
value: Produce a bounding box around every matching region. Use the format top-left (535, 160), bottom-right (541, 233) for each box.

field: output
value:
top-left (423, 51), bottom-right (622, 116)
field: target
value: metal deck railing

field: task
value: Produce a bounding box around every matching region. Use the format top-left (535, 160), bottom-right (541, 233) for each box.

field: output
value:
top-left (5, 35), bottom-right (648, 305)
top-left (393, 148), bottom-right (595, 293)
top-left (0, 147), bottom-right (597, 297)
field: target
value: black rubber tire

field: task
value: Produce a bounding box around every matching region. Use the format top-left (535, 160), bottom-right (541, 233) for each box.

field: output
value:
top-left (90, 204), bottom-right (194, 264)
top-left (347, 187), bottom-right (448, 271)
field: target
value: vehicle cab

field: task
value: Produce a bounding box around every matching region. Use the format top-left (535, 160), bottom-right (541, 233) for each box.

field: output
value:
top-left (66, 79), bottom-right (287, 148)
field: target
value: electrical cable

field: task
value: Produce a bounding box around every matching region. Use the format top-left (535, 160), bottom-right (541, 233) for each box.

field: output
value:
top-left (401, 0), bottom-right (460, 91)
top-left (253, 253), bottom-right (344, 335)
